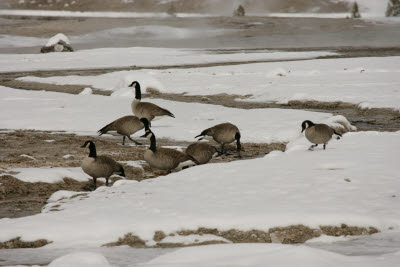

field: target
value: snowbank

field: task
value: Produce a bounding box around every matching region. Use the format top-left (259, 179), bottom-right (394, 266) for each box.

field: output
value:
top-left (48, 252), bottom-right (111, 267)
top-left (139, 243), bottom-right (400, 267)
top-left (0, 47), bottom-right (335, 72)
top-left (0, 131), bottom-right (398, 248)
top-left (0, 86), bottom-right (345, 143)
top-left (8, 167), bottom-right (90, 183)
top-left (20, 56), bottom-right (400, 111)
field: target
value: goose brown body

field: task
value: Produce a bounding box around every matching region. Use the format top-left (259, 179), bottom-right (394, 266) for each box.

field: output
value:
top-left (129, 81), bottom-right (174, 122)
top-left (131, 100), bottom-right (174, 122)
top-left (98, 115), bottom-right (144, 145)
top-left (185, 142), bottom-right (218, 164)
top-left (144, 147), bottom-right (192, 171)
top-left (301, 120), bottom-right (342, 150)
top-left (81, 156), bottom-right (123, 179)
top-left (80, 140), bottom-right (125, 189)
top-left (195, 123), bottom-right (241, 154)
top-left (305, 124), bottom-right (335, 145)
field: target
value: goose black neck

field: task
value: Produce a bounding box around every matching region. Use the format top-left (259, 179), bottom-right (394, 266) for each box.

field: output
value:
top-left (149, 134), bottom-right (156, 152)
top-left (88, 142), bottom-right (97, 158)
top-left (135, 83), bottom-right (141, 100)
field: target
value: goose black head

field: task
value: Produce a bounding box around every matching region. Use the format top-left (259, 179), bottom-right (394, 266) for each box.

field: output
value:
top-left (141, 129), bottom-right (153, 139)
top-left (140, 118), bottom-right (150, 130)
top-left (301, 120), bottom-right (315, 133)
top-left (81, 140), bottom-right (96, 158)
top-left (81, 140), bottom-right (94, 148)
top-left (129, 81), bottom-right (141, 100)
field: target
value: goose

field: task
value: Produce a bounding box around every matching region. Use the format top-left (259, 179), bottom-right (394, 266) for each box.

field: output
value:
top-left (81, 140), bottom-right (125, 189)
top-left (129, 81), bottom-right (175, 123)
top-left (140, 119), bottom-right (198, 173)
top-left (98, 116), bottom-right (146, 145)
top-left (195, 123), bottom-right (241, 155)
top-left (301, 120), bottom-right (342, 150)
top-left (185, 142), bottom-right (219, 165)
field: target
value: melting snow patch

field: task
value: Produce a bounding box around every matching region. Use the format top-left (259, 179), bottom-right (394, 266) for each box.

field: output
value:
top-left (79, 88), bottom-right (93, 95)
top-left (19, 154), bottom-right (36, 160)
top-left (47, 190), bottom-right (83, 203)
top-left (11, 167), bottom-right (90, 183)
top-left (45, 33), bottom-right (70, 47)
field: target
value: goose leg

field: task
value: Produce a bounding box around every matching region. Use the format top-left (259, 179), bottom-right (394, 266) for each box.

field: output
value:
top-left (122, 136), bottom-right (126, 146)
top-left (323, 144), bottom-right (326, 150)
top-left (128, 136), bottom-right (142, 145)
top-left (308, 144), bottom-right (318, 151)
top-left (93, 178), bottom-right (97, 190)
top-left (221, 144), bottom-right (225, 155)
top-left (106, 178), bottom-right (109, 186)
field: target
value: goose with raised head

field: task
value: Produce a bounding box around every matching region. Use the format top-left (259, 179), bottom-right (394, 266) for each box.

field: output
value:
top-left (301, 120), bottom-right (342, 150)
top-left (81, 140), bottom-right (125, 189)
top-left (141, 119), bottom-right (198, 173)
top-left (98, 116), bottom-right (147, 145)
top-left (185, 142), bottom-right (219, 165)
top-left (129, 81), bottom-right (175, 123)
top-left (195, 123), bottom-right (241, 156)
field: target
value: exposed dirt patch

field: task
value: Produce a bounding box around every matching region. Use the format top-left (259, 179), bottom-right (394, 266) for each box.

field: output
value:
top-left (105, 224), bottom-right (380, 248)
top-left (0, 237), bottom-right (50, 249)
top-left (0, 130), bottom-right (283, 219)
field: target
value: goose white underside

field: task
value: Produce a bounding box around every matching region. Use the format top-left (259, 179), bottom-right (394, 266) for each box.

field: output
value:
top-left (176, 160), bottom-right (197, 171)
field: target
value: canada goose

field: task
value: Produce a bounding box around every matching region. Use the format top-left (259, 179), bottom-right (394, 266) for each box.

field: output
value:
top-left (129, 81), bottom-right (175, 123)
top-left (140, 119), bottom-right (198, 173)
top-left (185, 142), bottom-right (219, 165)
top-left (98, 116), bottom-right (146, 145)
top-left (301, 120), bottom-right (342, 150)
top-left (195, 123), bottom-right (241, 155)
top-left (81, 140), bottom-right (125, 189)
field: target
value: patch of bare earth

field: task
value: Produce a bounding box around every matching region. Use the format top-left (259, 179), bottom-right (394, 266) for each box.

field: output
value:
top-left (0, 130), bottom-right (283, 219)
top-left (0, 237), bottom-right (50, 249)
top-left (105, 224), bottom-right (379, 248)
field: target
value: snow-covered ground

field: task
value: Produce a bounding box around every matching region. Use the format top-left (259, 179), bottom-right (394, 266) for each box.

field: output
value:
top-left (0, 86), bottom-right (348, 143)
top-left (0, 130), bottom-right (398, 248)
top-left (0, 47), bottom-right (335, 72)
top-left (21, 56), bottom-right (400, 110)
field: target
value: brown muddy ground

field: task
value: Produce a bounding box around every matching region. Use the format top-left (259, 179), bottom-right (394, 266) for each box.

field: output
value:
top-left (0, 130), bottom-right (284, 219)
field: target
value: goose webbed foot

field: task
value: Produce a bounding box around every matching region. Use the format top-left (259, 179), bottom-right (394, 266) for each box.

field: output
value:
top-left (308, 144), bottom-right (318, 151)
top-left (128, 136), bottom-right (142, 145)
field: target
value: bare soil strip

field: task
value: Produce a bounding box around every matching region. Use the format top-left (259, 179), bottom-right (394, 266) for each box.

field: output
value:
top-left (106, 224), bottom-right (379, 247)
top-left (0, 130), bottom-right (284, 219)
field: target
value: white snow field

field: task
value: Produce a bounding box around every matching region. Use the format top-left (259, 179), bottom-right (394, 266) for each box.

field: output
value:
top-left (2, 167), bottom-right (90, 183)
top-left (0, 47), bottom-right (335, 72)
top-left (0, 130), bottom-right (398, 248)
top-left (0, 86), bottom-right (350, 143)
top-left (138, 243), bottom-right (400, 267)
top-left (21, 56), bottom-right (400, 111)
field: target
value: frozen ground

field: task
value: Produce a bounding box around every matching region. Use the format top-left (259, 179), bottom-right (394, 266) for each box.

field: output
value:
top-left (20, 56), bottom-right (400, 111)
top-left (0, 47), bottom-right (335, 72)
top-left (0, 86), bottom-right (347, 143)
top-left (0, 130), bottom-right (398, 248)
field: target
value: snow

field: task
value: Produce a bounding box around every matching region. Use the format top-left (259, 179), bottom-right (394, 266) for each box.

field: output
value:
top-left (19, 154), bottom-right (36, 160)
top-left (47, 190), bottom-right (82, 203)
top-left (24, 56), bottom-right (400, 110)
top-left (45, 33), bottom-right (70, 47)
top-left (8, 167), bottom-right (90, 183)
top-left (0, 131), bottom-right (398, 248)
top-left (138, 243), bottom-right (400, 267)
top-left (48, 252), bottom-right (111, 267)
top-left (79, 88), bottom-right (93, 95)
top-left (0, 86), bottom-right (347, 143)
top-left (0, 48), bottom-right (335, 72)
top-left (0, 9), bottom-right (216, 18)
